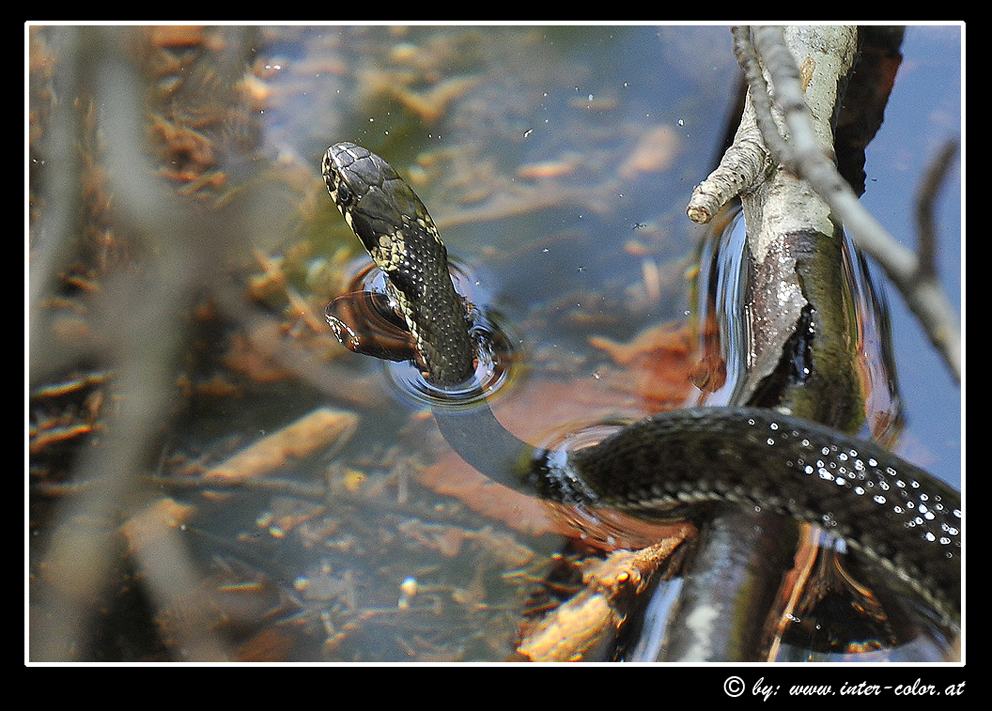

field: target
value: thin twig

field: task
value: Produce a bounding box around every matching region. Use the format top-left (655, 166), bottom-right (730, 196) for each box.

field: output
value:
top-left (915, 140), bottom-right (960, 282)
top-left (732, 26), bottom-right (794, 169)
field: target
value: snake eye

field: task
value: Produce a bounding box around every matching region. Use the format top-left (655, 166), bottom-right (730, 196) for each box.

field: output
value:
top-left (336, 181), bottom-right (355, 208)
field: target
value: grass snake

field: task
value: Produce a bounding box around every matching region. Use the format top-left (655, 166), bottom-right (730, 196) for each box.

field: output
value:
top-left (321, 141), bottom-right (961, 631)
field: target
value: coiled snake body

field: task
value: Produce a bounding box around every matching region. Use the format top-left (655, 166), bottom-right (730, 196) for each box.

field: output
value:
top-left (322, 142), bottom-right (960, 630)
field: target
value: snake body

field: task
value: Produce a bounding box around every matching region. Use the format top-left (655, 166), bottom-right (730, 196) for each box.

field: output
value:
top-left (322, 142), bottom-right (961, 628)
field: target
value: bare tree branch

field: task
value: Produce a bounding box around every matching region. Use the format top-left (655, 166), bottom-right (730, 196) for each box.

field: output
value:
top-left (688, 25), bottom-right (961, 382)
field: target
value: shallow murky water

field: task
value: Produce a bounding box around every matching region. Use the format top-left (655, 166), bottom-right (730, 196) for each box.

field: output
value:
top-left (28, 24), bottom-right (961, 663)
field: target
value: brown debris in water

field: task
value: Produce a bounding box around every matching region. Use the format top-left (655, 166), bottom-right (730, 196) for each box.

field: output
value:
top-left (204, 407), bottom-right (358, 483)
top-left (516, 532), bottom-right (691, 662)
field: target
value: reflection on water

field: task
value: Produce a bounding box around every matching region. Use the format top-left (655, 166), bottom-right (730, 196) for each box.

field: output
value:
top-left (28, 24), bottom-right (960, 662)
top-left (697, 210), bottom-right (903, 443)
